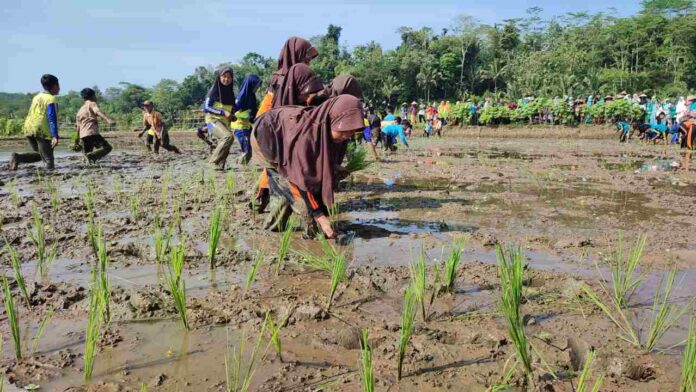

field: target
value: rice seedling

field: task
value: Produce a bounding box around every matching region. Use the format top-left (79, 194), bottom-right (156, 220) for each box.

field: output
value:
top-left (605, 233), bottom-right (647, 308)
top-left (576, 349), bottom-right (603, 392)
top-left (409, 247), bottom-right (427, 321)
top-left (160, 172), bottom-right (171, 210)
top-left (225, 317), bottom-right (270, 392)
top-left (276, 216), bottom-right (296, 275)
top-left (208, 206), bottom-right (224, 269)
top-left (581, 284), bottom-right (640, 346)
top-left (140, 384), bottom-right (148, 392)
top-left (266, 310), bottom-right (291, 362)
top-left (327, 201), bottom-right (340, 229)
top-left (165, 242), bottom-right (189, 330)
top-left (225, 170), bottom-right (236, 203)
top-left (359, 329), bottom-right (374, 392)
top-left (681, 319), bottom-right (696, 392)
top-left (6, 244), bottom-right (31, 308)
top-left (208, 171), bottom-right (217, 197)
top-left (28, 204), bottom-right (58, 277)
top-left (84, 271), bottom-right (104, 381)
top-left (141, 178), bottom-right (153, 204)
top-left (83, 181), bottom-right (97, 222)
top-left (326, 247), bottom-right (347, 311)
top-left (397, 286), bottom-right (417, 380)
top-left (130, 193), bottom-right (142, 221)
top-left (642, 269), bottom-right (694, 352)
top-left (248, 169), bottom-right (262, 222)
top-left (496, 245), bottom-right (533, 384)
top-left (43, 176), bottom-right (59, 210)
top-left (30, 306), bottom-right (54, 356)
top-left (442, 240), bottom-right (464, 294)
top-left (6, 179), bottom-right (22, 208)
top-left (95, 227), bottom-right (111, 324)
top-left (112, 177), bottom-right (123, 205)
top-left (172, 197), bottom-right (183, 234)
top-left (152, 215), bottom-right (173, 264)
top-left (1, 277), bottom-right (22, 360)
top-left (345, 143), bottom-right (371, 173)
top-left (486, 358), bottom-right (517, 392)
top-left (244, 251), bottom-right (265, 294)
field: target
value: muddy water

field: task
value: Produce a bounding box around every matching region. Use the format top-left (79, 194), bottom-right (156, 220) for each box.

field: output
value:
top-left (1, 132), bottom-right (695, 391)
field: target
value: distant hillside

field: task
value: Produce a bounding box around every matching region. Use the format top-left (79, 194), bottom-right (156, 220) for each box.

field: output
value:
top-left (0, 92), bottom-right (33, 117)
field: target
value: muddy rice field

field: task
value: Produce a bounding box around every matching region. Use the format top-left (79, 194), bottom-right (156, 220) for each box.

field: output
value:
top-left (1, 126), bottom-right (695, 391)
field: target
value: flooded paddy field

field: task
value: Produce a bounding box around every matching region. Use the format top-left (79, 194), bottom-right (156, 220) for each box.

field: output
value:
top-left (0, 127), bottom-right (695, 391)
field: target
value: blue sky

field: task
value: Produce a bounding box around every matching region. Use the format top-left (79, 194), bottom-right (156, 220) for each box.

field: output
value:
top-left (0, 0), bottom-right (640, 93)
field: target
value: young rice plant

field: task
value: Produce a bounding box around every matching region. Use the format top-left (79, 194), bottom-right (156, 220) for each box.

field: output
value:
top-left (208, 206), bottom-right (224, 269)
top-left (397, 286), bottom-right (417, 381)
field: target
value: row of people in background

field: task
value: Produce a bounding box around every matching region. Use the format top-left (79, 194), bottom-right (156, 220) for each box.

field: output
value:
top-left (614, 95), bottom-right (696, 148)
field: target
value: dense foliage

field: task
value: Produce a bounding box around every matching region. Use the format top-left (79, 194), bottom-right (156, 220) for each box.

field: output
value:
top-left (1, 1), bottom-right (694, 135)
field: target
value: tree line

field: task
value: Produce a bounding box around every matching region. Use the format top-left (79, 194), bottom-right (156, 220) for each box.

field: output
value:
top-left (1, 0), bottom-right (694, 135)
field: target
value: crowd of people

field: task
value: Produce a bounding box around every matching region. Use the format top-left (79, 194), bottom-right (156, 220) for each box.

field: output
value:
top-left (6, 36), bottom-right (696, 243)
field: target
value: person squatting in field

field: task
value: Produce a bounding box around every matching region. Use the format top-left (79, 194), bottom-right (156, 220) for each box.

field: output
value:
top-left (251, 95), bottom-right (364, 242)
top-left (75, 87), bottom-right (115, 163)
top-left (133, 100), bottom-right (181, 155)
top-left (381, 117), bottom-right (410, 151)
top-left (9, 74), bottom-right (61, 171)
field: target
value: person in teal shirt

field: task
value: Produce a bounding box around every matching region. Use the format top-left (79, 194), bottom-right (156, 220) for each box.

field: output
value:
top-left (381, 118), bottom-right (410, 151)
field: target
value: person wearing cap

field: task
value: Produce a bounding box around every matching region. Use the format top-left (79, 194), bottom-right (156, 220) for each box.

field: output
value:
top-left (133, 101), bottom-right (181, 154)
top-left (75, 87), bottom-right (115, 163)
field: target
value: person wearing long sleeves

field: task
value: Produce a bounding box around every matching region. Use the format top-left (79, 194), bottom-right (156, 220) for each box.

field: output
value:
top-left (9, 74), bottom-right (61, 171)
top-left (203, 66), bottom-right (236, 170)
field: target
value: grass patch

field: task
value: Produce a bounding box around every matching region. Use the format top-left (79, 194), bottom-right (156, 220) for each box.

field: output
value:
top-left (345, 143), bottom-right (371, 173)
top-left (681, 319), bottom-right (696, 392)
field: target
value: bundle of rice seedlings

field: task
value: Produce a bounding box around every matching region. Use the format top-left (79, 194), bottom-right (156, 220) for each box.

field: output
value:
top-left (1, 276), bottom-right (22, 359)
top-left (345, 143), bottom-right (371, 173)
top-left (165, 243), bottom-right (189, 330)
top-left (28, 204), bottom-right (58, 277)
top-left (244, 251), bottom-right (265, 294)
top-left (276, 216), bottom-right (296, 275)
top-left (496, 245), bottom-right (533, 384)
top-left (442, 241), bottom-right (464, 293)
top-left (6, 244), bottom-right (31, 308)
top-left (225, 317), bottom-right (271, 392)
top-left (681, 319), bottom-right (696, 392)
top-left (208, 206), bottom-right (224, 269)
top-left (359, 328), bottom-right (375, 392)
top-left (643, 269), bottom-right (694, 352)
top-left (576, 349), bottom-right (603, 392)
top-left (409, 248), bottom-right (427, 321)
top-left (397, 286), bottom-right (417, 380)
top-left (607, 233), bottom-right (647, 308)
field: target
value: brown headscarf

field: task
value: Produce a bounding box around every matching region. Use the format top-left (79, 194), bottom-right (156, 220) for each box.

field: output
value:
top-left (271, 63), bottom-right (324, 108)
top-left (254, 95), bottom-right (365, 206)
top-left (329, 75), bottom-right (363, 99)
top-left (267, 37), bottom-right (318, 94)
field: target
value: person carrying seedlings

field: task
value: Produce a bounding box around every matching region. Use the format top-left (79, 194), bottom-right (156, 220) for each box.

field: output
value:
top-left (133, 101), bottom-right (181, 154)
top-left (257, 37), bottom-right (319, 116)
top-left (75, 88), bottom-right (115, 163)
top-left (8, 74), bottom-right (61, 171)
top-left (251, 95), bottom-right (364, 242)
top-left (202, 66), bottom-right (237, 170)
top-left (231, 74), bottom-right (262, 164)
top-left (381, 117), bottom-right (410, 152)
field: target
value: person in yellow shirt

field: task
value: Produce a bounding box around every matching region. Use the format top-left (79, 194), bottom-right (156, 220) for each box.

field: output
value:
top-left (9, 74), bottom-right (61, 171)
top-left (202, 66), bottom-right (236, 170)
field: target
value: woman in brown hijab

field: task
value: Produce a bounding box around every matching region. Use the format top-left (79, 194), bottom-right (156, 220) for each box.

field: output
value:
top-left (271, 63), bottom-right (325, 108)
top-left (257, 37), bottom-right (319, 115)
top-left (328, 75), bottom-right (363, 99)
top-left (252, 95), bottom-right (365, 240)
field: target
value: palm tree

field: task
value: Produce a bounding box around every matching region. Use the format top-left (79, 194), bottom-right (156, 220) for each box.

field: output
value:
top-left (417, 64), bottom-right (441, 102)
top-left (381, 75), bottom-right (401, 104)
top-left (478, 57), bottom-right (508, 93)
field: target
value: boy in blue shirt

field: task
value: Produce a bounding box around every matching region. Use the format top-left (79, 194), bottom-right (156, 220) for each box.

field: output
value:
top-left (381, 117), bottom-right (410, 151)
top-left (9, 74), bottom-right (60, 171)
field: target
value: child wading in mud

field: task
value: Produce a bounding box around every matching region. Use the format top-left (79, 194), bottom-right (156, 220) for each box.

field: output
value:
top-left (133, 101), bottom-right (181, 154)
top-left (9, 74), bottom-right (61, 171)
top-left (75, 88), bottom-right (115, 163)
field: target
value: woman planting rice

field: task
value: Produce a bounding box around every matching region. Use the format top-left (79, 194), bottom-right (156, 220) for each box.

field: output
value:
top-left (231, 74), bottom-right (262, 164)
